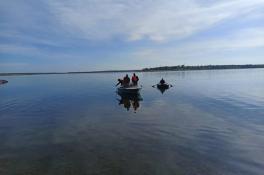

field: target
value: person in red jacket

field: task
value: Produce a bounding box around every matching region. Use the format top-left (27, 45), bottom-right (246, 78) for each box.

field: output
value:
top-left (131, 73), bottom-right (139, 86)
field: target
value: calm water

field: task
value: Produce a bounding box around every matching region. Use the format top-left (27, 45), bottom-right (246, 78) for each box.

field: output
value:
top-left (0, 69), bottom-right (264, 175)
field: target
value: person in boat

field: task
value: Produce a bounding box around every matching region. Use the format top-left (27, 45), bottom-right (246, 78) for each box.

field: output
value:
top-left (116, 78), bottom-right (123, 86)
top-left (160, 78), bottom-right (165, 85)
top-left (131, 73), bottom-right (139, 86)
top-left (123, 74), bottom-right (130, 87)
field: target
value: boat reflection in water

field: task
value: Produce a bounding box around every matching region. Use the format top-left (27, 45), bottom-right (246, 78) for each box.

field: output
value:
top-left (117, 92), bottom-right (143, 112)
top-left (156, 84), bottom-right (170, 94)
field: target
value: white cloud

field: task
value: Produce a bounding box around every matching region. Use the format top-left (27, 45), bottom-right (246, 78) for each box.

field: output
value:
top-left (1, 0), bottom-right (264, 71)
top-left (173, 27), bottom-right (264, 52)
top-left (47, 0), bottom-right (264, 41)
top-left (132, 27), bottom-right (264, 65)
top-left (0, 43), bottom-right (82, 61)
top-left (0, 63), bottom-right (28, 67)
top-left (0, 44), bottom-right (40, 54)
top-left (0, 31), bottom-right (62, 47)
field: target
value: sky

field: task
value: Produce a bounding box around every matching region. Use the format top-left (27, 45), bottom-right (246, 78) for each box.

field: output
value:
top-left (0, 0), bottom-right (264, 72)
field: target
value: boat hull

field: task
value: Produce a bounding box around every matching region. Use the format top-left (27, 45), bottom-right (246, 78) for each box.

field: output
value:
top-left (157, 83), bottom-right (169, 89)
top-left (117, 92), bottom-right (143, 101)
top-left (117, 86), bottom-right (141, 94)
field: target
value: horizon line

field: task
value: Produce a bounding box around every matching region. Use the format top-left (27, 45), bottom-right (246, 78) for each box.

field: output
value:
top-left (1, 64), bottom-right (264, 76)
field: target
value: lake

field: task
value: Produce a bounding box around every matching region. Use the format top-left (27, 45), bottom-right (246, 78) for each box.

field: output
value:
top-left (0, 69), bottom-right (264, 175)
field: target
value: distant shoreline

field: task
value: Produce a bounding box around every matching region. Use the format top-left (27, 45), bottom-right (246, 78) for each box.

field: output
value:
top-left (142, 64), bottom-right (264, 72)
top-left (0, 70), bottom-right (140, 76)
top-left (0, 64), bottom-right (263, 76)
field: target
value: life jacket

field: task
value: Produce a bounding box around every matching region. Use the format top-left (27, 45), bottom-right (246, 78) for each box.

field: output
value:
top-left (132, 76), bottom-right (138, 82)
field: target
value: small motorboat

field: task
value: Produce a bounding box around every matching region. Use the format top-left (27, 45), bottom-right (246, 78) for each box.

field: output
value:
top-left (153, 83), bottom-right (171, 94)
top-left (117, 85), bottom-right (142, 94)
top-left (157, 83), bottom-right (170, 89)
top-left (0, 80), bottom-right (8, 85)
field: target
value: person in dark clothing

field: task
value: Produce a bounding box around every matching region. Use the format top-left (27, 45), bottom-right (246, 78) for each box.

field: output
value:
top-left (116, 78), bottom-right (123, 86)
top-left (123, 74), bottom-right (130, 86)
top-left (160, 78), bottom-right (165, 85)
top-left (131, 73), bottom-right (139, 86)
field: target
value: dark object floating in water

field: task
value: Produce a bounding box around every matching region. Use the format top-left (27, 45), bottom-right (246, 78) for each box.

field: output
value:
top-left (0, 80), bottom-right (8, 85)
top-left (152, 83), bottom-right (172, 94)
top-left (117, 85), bottom-right (142, 94)
top-left (157, 83), bottom-right (170, 89)
top-left (157, 83), bottom-right (169, 94)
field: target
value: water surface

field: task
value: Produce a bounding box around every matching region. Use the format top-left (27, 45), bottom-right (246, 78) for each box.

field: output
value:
top-left (0, 69), bottom-right (264, 175)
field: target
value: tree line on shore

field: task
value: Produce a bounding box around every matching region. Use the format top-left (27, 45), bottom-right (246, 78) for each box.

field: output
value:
top-left (1, 64), bottom-right (264, 76)
top-left (142, 64), bottom-right (264, 72)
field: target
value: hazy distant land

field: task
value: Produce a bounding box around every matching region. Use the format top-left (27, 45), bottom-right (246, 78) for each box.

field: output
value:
top-left (142, 64), bottom-right (264, 72)
top-left (0, 64), bottom-right (264, 76)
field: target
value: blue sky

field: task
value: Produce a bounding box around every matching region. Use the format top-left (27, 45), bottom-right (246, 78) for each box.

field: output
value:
top-left (0, 0), bottom-right (264, 72)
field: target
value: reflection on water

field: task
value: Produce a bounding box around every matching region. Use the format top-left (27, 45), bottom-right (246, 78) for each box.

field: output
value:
top-left (156, 86), bottom-right (170, 94)
top-left (0, 69), bottom-right (264, 175)
top-left (117, 92), bottom-right (143, 112)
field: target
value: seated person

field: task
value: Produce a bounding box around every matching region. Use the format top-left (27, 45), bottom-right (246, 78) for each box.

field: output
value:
top-left (160, 78), bottom-right (165, 85)
top-left (123, 74), bottom-right (130, 86)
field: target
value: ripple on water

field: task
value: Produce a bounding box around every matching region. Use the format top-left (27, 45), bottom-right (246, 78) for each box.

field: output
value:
top-left (0, 70), bottom-right (264, 175)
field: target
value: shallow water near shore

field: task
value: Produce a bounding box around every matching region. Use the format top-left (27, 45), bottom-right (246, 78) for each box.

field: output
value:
top-left (0, 69), bottom-right (264, 175)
